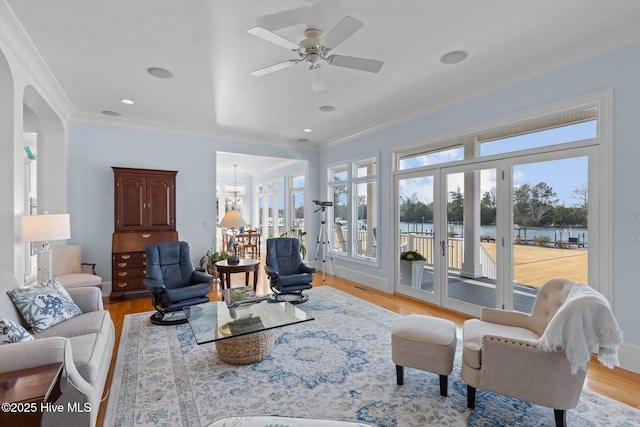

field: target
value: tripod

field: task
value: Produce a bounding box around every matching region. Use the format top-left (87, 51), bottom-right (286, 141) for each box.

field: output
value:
top-left (314, 205), bottom-right (336, 280)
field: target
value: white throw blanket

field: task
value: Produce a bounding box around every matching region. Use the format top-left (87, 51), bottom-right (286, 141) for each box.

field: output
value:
top-left (531, 284), bottom-right (624, 374)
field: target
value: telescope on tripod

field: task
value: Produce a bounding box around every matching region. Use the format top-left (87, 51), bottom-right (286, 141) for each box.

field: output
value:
top-left (313, 200), bottom-right (336, 280)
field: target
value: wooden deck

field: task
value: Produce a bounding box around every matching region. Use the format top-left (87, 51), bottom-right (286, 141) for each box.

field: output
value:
top-left (481, 242), bottom-right (588, 288)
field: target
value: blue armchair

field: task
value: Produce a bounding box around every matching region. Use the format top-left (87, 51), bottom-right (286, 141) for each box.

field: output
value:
top-left (265, 238), bottom-right (317, 304)
top-left (144, 241), bottom-right (211, 325)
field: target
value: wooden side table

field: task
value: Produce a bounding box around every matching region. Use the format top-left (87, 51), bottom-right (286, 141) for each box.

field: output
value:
top-left (216, 259), bottom-right (261, 290)
top-left (0, 362), bottom-right (63, 427)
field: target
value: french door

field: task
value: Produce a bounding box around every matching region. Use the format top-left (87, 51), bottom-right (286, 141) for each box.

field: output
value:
top-left (396, 147), bottom-right (593, 317)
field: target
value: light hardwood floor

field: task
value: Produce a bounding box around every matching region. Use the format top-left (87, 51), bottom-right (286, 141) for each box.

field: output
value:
top-left (97, 270), bottom-right (640, 426)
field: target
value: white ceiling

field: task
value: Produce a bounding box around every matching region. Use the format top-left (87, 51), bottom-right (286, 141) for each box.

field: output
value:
top-left (5, 0), bottom-right (640, 151)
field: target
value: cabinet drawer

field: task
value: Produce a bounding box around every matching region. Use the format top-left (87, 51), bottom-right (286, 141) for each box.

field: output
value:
top-left (112, 259), bottom-right (146, 270)
top-left (112, 278), bottom-right (144, 291)
top-left (112, 252), bottom-right (146, 262)
top-left (112, 267), bottom-right (146, 279)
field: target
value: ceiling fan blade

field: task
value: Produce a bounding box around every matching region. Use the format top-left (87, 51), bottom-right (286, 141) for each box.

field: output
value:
top-left (321, 16), bottom-right (364, 50)
top-left (250, 60), bottom-right (298, 77)
top-left (309, 69), bottom-right (327, 92)
top-left (247, 26), bottom-right (299, 51)
top-left (327, 55), bottom-right (383, 73)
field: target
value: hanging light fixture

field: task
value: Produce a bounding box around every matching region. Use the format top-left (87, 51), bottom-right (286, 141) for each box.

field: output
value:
top-left (219, 164), bottom-right (246, 263)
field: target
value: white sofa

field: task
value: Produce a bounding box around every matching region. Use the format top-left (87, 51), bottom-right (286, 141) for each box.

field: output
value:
top-left (0, 269), bottom-right (114, 427)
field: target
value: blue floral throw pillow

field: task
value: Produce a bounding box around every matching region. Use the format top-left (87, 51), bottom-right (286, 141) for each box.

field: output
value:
top-left (7, 277), bottom-right (82, 333)
top-left (0, 318), bottom-right (34, 344)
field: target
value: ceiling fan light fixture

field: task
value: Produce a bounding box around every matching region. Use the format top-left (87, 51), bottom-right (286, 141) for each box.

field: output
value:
top-left (305, 53), bottom-right (322, 69)
top-left (440, 50), bottom-right (468, 65)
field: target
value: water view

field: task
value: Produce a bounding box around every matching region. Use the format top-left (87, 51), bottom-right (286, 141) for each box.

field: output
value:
top-left (400, 222), bottom-right (588, 246)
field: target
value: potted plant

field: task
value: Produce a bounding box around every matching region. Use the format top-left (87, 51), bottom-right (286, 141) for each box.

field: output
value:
top-left (400, 250), bottom-right (426, 288)
top-left (199, 249), bottom-right (230, 281)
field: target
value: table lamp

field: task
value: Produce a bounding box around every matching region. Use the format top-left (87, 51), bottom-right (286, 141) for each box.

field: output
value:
top-left (219, 209), bottom-right (246, 264)
top-left (22, 213), bottom-right (71, 283)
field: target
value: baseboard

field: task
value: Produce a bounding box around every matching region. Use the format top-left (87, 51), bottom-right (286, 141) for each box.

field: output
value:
top-left (321, 263), bottom-right (391, 293)
top-left (618, 342), bottom-right (640, 374)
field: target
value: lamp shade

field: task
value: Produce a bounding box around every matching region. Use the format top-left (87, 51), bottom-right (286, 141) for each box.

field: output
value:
top-left (218, 209), bottom-right (247, 229)
top-left (21, 214), bottom-right (71, 242)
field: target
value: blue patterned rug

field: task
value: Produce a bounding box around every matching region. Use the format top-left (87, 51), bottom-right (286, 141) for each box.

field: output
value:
top-left (105, 287), bottom-right (640, 426)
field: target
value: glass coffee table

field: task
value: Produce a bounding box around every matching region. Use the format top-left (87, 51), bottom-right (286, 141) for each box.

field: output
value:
top-left (184, 298), bottom-right (314, 365)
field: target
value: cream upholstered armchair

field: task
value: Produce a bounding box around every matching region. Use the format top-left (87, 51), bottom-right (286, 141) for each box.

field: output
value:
top-left (52, 245), bottom-right (102, 289)
top-left (462, 278), bottom-right (623, 427)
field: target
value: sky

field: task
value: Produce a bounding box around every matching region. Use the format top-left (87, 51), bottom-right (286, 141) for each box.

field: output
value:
top-left (399, 120), bottom-right (594, 206)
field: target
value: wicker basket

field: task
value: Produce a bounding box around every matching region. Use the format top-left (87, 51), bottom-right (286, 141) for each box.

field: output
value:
top-left (215, 330), bottom-right (275, 365)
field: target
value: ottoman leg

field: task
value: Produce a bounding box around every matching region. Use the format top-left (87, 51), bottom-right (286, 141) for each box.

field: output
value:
top-left (396, 365), bottom-right (404, 385)
top-left (439, 375), bottom-right (448, 397)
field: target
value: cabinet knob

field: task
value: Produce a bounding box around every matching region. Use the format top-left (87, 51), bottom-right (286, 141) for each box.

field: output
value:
top-left (118, 262), bottom-right (128, 268)
top-left (118, 282), bottom-right (127, 288)
top-left (142, 233), bottom-right (151, 238)
top-left (121, 255), bottom-right (131, 260)
top-left (118, 272), bottom-right (128, 277)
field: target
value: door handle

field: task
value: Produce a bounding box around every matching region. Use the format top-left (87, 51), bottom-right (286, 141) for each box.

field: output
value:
top-left (440, 240), bottom-right (446, 256)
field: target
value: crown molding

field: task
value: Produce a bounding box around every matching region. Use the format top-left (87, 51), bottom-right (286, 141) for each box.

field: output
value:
top-left (71, 111), bottom-right (322, 152)
top-left (0, 1), bottom-right (74, 119)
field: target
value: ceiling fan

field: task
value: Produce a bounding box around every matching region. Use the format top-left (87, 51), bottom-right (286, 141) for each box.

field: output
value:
top-left (247, 15), bottom-right (383, 89)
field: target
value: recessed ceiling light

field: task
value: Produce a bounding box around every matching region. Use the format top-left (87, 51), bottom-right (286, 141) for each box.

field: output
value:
top-left (440, 50), bottom-right (468, 65)
top-left (303, 128), bottom-right (313, 133)
top-left (297, 138), bottom-right (310, 143)
top-left (147, 67), bottom-right (174, 79)
top-left (319, 105), bottom-right (336, 112)
top-left (120, 98), bottom-right (135, 105)
top-left (101, 110), bottom-right (122, 117)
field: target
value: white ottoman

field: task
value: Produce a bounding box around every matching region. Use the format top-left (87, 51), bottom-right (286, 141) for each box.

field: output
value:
top-left (391, 314), bottom-right (457, 396)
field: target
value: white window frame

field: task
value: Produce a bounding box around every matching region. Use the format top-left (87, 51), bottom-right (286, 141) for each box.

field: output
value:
top-left (392, 90), bottom-right (612, 303)
top-left (327, 154), bottom-right (379, 264)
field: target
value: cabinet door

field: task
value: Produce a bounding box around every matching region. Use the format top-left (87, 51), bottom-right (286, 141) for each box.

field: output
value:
top-left (115, 174), bottom-right (146, 231)
top-left (146, 175), bottom-right (176, 230)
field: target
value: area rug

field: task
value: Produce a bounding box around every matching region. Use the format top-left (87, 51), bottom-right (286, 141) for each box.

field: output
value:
top-left (105, 287), bottom-right (640, 426)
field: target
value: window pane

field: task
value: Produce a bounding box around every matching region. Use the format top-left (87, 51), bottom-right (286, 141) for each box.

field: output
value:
top-left (399, 146), bottom-right (464, 170)
top-left (291, 174), bottom-right (305, 189)
top-left (480, 120), bottom-right (596, 156)
top-left (332, 185), bottom-right (348, 253)
top-left (355, 182), bottom-right (376, 259)
top-left (331, 165), bottom-right (348, 181)
top-left (356, 159), bottom-right (377, 178)
top-left (276, 179), bottom-right (284, 192)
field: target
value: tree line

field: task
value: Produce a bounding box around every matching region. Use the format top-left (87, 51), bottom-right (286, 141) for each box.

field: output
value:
top-left (400, 182), bottom-right (587, 227)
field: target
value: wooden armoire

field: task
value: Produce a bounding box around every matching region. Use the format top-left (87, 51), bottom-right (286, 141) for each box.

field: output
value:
top-left (110, 167), bottom-right (178, 302)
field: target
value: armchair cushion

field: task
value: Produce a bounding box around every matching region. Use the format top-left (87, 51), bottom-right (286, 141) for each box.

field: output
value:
top-left (463, 318), bottom-right (539, 369)
top-left (8, 278), bottom-right (82, 333)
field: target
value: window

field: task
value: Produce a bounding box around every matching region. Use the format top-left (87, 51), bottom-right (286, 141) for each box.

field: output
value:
top-left (328, 157), bottom-right (378, 261)
top-left (399, 145), bottom-right (464, 170)
top-left (479, 110), bottom-right (597, 156)
top-left (393, 92), bottom-right (610, 316)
